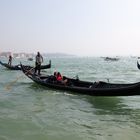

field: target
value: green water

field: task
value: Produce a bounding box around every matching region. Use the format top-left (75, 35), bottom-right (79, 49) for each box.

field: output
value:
top-left (0, 57), bottom-right (140, 140)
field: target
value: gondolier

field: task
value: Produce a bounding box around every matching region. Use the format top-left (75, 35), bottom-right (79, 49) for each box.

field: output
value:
top-left (8, 55), bottom-right (12, 66)
top-left (35, 52), bottom-right (43, 75)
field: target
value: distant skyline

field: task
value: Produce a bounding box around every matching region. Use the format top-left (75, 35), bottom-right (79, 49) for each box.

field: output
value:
top-left (0, 0), bottom-right (140, 56)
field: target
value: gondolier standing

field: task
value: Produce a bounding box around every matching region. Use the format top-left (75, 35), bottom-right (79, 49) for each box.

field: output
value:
top-left (8, 55), bottom-right (12, 66)
top-left (35, 52), bottom-right (43, 75)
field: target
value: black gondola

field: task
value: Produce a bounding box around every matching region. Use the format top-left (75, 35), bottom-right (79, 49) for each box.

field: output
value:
top-left (104, 57), bottom-right (119, 61)
top-left (0, 60), bottom-right (51, 70)
top-left (137, 61), bottom-right (140, 70)
top-left (21, 64), bottom-right (140, 96)
top-left (27, 58), bottom-right (33, 61)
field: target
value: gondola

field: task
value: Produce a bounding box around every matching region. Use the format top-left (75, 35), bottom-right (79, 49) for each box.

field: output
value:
top-left (0, 61), bottom-right (22, 70)
top-left (104, 57), bottom-right (119, 61)
top-left (27, 58), bottom-right (33, 61)
top-left (0, 60), bottom-right (51, 70)
top-left (21, 64), bottom-right (140, 96)
top-left (137, 61), bottom-right (140, 70)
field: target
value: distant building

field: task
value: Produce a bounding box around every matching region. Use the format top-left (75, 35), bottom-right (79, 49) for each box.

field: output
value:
top-left (0, 52), bottom-right (34, 58)
top-left (0, 52), bottom-right (11, 57)
top-left (13, 53), bottom-right (26, 58)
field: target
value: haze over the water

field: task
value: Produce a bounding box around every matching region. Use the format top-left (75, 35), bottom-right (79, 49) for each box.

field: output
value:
top-left (0, 0), bottom-right (140, 56)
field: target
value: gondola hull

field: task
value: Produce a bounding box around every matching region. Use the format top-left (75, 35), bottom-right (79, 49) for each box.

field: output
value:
top-left (137, 61), bottom-right (140, 70)
top-left (20, 64), bottom-right (140, 96)
top-left (0, 61), bottom-right (21, 70)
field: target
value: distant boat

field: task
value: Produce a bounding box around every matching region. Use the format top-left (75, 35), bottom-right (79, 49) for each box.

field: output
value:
top-left (28, 58), bottom-right (33, 61)
top-left (0, 60), bottom-right (51, 70)
top-left (104, 57), bottom-right (119, 61)
top-left (0, 61), bottom-right (21, 70)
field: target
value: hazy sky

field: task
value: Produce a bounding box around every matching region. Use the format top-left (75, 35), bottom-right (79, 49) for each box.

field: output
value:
top-left (0, 0), bottom-right (140, 56)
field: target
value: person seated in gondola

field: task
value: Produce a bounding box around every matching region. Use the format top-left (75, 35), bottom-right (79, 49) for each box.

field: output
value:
top-left (56, 72), bottom-right (62, 81)
top-left (44, 71), bottom-right (67, 84)
top-left (47, 71), bottom-right (57, 83)
top-left (8, 55), bottom-right (12, 66)
top-left (54, 71), bottom-right (58, 79)
top-left (44, 71), bottom-right (58, 83)
top-left (56, 72), bottom-right (68, 85)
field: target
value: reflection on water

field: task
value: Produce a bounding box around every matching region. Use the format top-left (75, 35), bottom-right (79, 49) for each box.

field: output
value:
top-left (84, 96), bottom-right (140, 140)
top-left (86, 96), bottom-right (128, 114)
top-left (86, 95), bottom-right (140, 122)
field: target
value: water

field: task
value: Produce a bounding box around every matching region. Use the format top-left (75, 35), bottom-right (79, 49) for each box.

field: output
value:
top-left (0, 57), bottom-right (140, 140)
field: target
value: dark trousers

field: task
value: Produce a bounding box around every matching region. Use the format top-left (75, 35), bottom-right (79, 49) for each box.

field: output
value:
top-left (8, 60), bottom-right (12, 66)
top-left (35, 62), bottom-right (41, 75)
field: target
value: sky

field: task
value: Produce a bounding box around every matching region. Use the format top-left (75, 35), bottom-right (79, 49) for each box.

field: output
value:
top-left (0, 0), bottom-right (140, 56)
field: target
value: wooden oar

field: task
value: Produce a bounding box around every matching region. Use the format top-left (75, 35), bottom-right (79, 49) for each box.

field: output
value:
top-left (5, 66), bottom-right (35, 91)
